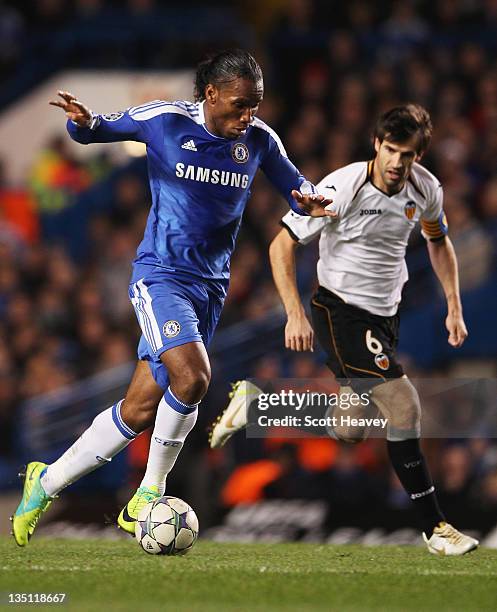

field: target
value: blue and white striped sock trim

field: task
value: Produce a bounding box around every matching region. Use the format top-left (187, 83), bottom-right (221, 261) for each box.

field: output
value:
top-left (164, 387), bottom-right (198, 415)
top-left (111, 400), bottom-right (138, 440)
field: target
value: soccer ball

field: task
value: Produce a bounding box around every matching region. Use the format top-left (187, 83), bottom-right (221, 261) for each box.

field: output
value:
top-left (135, 495), bottom-right (199, 555)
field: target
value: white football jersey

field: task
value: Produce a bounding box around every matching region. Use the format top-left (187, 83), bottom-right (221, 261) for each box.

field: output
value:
top-left (281, 161), bottom-right (448, 316)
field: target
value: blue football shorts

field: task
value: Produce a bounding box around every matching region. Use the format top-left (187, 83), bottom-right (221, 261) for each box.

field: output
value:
top-left (128, 268), bottom-right (226, 390)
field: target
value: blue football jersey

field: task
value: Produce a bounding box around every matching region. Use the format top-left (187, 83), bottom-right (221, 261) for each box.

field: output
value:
top-left (67, 99), bottom-right (308, 282)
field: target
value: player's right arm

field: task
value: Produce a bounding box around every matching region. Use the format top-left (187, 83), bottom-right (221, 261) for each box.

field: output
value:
top-left (269, 210), bottom-right (327, 351)
top-left (269, 166), bottom-right (338, 350)
top-left (269, 228), bottom-right (314, 352)
top-left (50, 90), bottom-right (151, 144)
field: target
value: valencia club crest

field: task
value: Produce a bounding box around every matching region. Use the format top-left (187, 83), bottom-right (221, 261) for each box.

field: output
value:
top-left (404, 200), bottom-right (416, 220)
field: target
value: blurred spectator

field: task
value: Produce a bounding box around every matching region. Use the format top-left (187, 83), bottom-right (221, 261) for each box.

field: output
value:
top-left (75, 0), bottom-right (104, 20)
top-left (480, 176), bottom-right (497, 220)
top-left (97, 227), bottom-right (136, 322)
top-left (378, 2), bottom-right (429, 64)
top-left (29, 135), bottom-right (92, 215)
top-left (442, 191), bottom-right (493, 291)
top-left (438, 445), bottom-right (473, 500)
top-left (221, 456), bottom-right (284, 506)
top-left (0, 2), bottom-right (24, 80)
top-left (0, 160), bottom-right (39, 244)
top-left (97, 331), bottom-right (135, 370)
top-left (477, 468), bottom-right (497, 510)
top-left (28, 0), bottom-right (70, 32)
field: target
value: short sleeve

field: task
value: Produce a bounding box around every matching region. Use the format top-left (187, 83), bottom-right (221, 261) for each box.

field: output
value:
top-left (280, 210), bottom-right (328, 244)
top-left (314, 166), bottom-right (363, 219)
top-left (420, 182), bottom-right (448, 241)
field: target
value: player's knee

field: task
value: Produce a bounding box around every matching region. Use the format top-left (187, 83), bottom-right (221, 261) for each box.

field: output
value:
top-left (170, 366), bottom-right (211, 405)
top-left (386, 404), bottom-right (421, 440)
top-left (372, 377), bottom-right (421, 438)
top-left (394, 381), bottom-right (421, 433)
top-left (330, 427), bottom-right (367, 444)
top-left (120, 397), bottom-right (158, 433)
top-left (326, 386), bottom-right (374, 444)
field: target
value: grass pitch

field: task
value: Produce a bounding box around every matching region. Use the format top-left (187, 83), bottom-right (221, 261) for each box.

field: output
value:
top-left (1, 537), bottom-right (496, 611)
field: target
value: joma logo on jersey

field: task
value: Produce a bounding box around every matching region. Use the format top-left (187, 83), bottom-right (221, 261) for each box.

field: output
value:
top-left (176, 163), bottom-right (249, 188)
top-left (404, 200), bottom-right (416, 220)
top-left (360, 209), bottom-right (382, 216)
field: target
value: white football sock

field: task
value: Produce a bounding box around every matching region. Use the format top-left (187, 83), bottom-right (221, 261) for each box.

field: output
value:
top-left (41, 400), bottom-right (137, 497)
top-left (140, 388), bottom-right (198, 494)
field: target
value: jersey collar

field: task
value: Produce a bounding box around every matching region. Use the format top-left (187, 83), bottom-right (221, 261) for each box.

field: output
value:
top-left (369, 159), bottom-right (408, 198)
top-left (198, 100), bottom-right (206, 125)
top-left (198, 100), bottom-right (226, 140)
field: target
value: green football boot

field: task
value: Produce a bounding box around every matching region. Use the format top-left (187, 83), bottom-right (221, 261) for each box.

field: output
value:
top-left (117, 485), bottom-right (161, 535)
top-left (12, 461), bottom-right (54, 547)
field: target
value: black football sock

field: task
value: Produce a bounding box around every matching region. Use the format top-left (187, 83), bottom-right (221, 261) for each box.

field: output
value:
top-left (387, 438), bottom-right (445, 535)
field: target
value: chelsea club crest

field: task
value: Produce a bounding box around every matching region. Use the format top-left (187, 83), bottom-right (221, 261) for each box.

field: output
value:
top-left (163, 320), bottom-right (181, 338)
top-left (232, 142), bottom-right (249, 164)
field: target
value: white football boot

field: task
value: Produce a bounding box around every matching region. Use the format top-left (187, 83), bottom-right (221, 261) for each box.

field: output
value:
top-left (208, 380), bottom-right (262, 448)
top-left (423, 522), bottom-right (479, 556)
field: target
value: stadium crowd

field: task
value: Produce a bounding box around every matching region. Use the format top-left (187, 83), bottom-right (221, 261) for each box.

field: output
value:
top-left (1, 0), bottom-right (497, 530)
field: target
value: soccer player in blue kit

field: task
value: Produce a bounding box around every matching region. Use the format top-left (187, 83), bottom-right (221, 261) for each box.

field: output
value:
top-left (12, 50), bottom-right (333, 545)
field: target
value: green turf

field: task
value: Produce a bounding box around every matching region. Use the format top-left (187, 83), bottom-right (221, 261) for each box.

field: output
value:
top-left (1, 537), bottom-right (496, 611)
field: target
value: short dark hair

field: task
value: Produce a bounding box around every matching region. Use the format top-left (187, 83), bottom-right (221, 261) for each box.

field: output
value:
top-left (194, 49), bottom-right (263, 102)
top-left (374, 104), bottom-right (433, 155)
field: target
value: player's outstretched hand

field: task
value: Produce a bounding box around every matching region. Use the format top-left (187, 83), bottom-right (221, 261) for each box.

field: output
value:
top-left (49, 91), bottom-right (93, 127)
top-left (291, 189), bottom-right (336, 218)
top-left (446, 311), bottom-right (468, 348)
top-left (285, 312), bottom-right (314, 352)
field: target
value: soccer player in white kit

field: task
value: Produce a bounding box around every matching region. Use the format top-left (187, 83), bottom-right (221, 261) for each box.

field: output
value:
top-left (211, 104), bottom-right (478, 556)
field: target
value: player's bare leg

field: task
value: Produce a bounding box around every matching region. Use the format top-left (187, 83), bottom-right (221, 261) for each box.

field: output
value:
top-left (119, 360), bottom-right (167, 431)
top-left (13, 360), bottom-right (164, 546)
top-left (163, 341), bottom-right (211, 404)
top-left (139, 341), bottom-right (210, 490)
top-left (325, 385), bottom-right (379, 444)
top-left (371, 376), bottom-right (478, 555)
top-left (119, 342), bottom-right (211, 534)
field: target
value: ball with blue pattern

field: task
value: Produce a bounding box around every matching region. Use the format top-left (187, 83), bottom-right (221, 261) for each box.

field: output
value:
top-left (135, 495), bottom-right (199, 555)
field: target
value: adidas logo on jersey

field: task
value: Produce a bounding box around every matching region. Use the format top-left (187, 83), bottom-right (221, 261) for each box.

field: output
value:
top-left (181, 139), bottom-right (197, 151)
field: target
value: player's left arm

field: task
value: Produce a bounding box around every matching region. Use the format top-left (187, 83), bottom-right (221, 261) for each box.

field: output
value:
top-left (426, 236), bottom-right (467, 348)
top-left (421, 180), bottom-right (467, 348)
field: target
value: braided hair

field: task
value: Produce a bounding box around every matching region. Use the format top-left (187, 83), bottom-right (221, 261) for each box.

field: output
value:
top-left (194, 49), bottom-right (263, 102)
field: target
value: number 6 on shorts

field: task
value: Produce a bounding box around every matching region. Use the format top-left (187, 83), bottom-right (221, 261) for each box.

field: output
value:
top-left (365, 329), bottom-right (383, 355)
